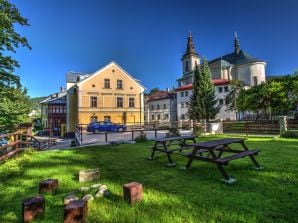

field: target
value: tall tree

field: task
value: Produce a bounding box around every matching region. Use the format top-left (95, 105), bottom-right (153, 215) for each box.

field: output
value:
top-left (0, 0), bottom-right (31, 87)
top-left (187, 59), bottom-right (221, 122)
top-left (0, 0), bottom-right (31, 130)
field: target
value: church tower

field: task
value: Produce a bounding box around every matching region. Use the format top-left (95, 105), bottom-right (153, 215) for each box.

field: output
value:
top-left (181, 31), bottom-right (200, 75)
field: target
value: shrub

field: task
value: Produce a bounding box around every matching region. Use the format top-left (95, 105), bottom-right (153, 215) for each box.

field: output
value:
top-left (281, 130), bottom-right (298, 138)
top-left (134, 131), bottom-right (147, 143)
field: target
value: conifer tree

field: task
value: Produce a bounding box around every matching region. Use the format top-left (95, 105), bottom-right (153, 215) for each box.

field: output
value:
top-left (187, 59), bottom-right (221, 122)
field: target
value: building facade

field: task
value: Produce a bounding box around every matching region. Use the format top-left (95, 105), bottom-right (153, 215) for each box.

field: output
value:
top-left (144, 90), bottom-right (177, 125)
top-left (176, 32), bottom-right (266, 122)
top-left (66, 61), bottom-right (145, 133)
top-left (40, 90), bottom-right (67, 136)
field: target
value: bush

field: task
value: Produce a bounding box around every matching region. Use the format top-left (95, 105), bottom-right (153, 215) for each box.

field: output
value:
top-left (134, 131), bottom-right (147, 143)
top-left (281, 130), bottom-right (298, 138)
top-left (193, 125), bottom-right (203, 136)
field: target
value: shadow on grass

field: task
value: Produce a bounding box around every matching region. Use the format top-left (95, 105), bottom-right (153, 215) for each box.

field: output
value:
top-left (0, 137), bottom-right (297, 222)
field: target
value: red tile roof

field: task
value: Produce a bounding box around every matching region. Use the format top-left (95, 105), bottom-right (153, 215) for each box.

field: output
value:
top-left (175, 79), bottom-right (230, 91)
top-left (147, 91), bottom-right (175, 102)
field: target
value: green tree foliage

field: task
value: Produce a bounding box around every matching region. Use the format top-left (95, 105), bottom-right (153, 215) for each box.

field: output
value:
top-left (0, 86), bottom-right (31, 130)
top-left (0, 0), bottom-right (31, 130)
top-left (187, 59), bottom-right (221, 122)
top-left (225, 74), bottom-right (298, 121)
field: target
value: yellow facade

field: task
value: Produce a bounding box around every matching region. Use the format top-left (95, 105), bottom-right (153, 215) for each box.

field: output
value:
top-left (67, 62), bottom-right (145, 132)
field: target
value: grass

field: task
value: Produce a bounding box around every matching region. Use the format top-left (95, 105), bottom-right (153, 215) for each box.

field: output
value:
top-left (0, 135), bottom-right (297, 223)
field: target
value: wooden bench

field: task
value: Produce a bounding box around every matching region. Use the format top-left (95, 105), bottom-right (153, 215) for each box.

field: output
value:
top-left (215, 150), bottom-right (259, 165)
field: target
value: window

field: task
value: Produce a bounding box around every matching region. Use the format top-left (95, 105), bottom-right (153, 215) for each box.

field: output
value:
top-left (253, 76), bottom-right (258, 86)
top-left (157, 114), bottom-right (160, 120)
top-left (181, 102), bottom-right (185, 108)
top-left (185, 61), bottom-right (189, 72)
top-left (104, 79), bottom-right (110, 88)
top-left (185, 91), bottom-right (189, 96)
top-left (117, 80), bottom-right (123, 89)
top-left (151, 115), bottom-right (155, 120)
top-left (180, 92), bottom-right (184, 97)
top-left (90, 96), bottom-right (97, 108)
top-left (164, 114), bottom-right (169, 119)
top-left (129, 98), bottom-right (135, 107)
top-left (90, 116), bottom-right (98, 122)
top-left (157, 104), bottom-right (160, 110)
top-left (117, 97), bottom-right (123, 108)
top-left (163, 104), bottom-right (166, 109)
top-left (218, 87), bottom-right (223, 93)
top-left (181, 114), bottom-right (185, 120)
top-left (224, 86), bottom-right (229, 92)
top-left (104, 116), bottom-right (111, 121)
top-left (151, 105), bottom-right (154, 110)
top-left (219, 99), bottom-right (224, 105)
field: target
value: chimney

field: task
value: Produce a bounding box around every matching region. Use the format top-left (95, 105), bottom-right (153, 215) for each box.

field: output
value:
top-left (166, 88), bottom-right (170, 92)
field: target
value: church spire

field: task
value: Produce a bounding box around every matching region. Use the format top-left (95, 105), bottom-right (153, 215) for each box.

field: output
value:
top-left (185, 31), bottom-right (196, 54)
top-left (234, 32), bottom-right (240, 54)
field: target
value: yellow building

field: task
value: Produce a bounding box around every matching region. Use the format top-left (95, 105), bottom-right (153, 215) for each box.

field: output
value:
top-left (66, 61), bottom-right (145, 132)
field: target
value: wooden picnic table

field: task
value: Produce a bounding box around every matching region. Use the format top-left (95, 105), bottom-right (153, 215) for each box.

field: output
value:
top-left (183, 138), bottom-right (262, 183)
top-left (148, 135), bottom-right (196, 166)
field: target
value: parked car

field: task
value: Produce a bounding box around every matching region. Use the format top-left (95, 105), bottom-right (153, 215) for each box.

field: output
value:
top-left (87, 121), bottom-right (127, 134)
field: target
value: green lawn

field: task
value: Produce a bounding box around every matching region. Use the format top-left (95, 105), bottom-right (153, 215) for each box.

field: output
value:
top-left (0, 136), bottom-right (297, 223)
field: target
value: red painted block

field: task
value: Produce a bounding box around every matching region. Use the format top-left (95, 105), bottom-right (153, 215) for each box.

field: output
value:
top-left (64, 200), bottom-right (88, 223)
top-left (22, 195), bottom-right (45, 223)
top-left (123, 182), bottom-right (143, 205)
top-left (39, 179), bottom-right (58, 193)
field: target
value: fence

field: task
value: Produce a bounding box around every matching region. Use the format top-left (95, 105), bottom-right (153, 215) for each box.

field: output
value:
top-left (74, 123), bottom-right (193, 145)
top-left (0, 132), bottom-right (42, 162)
top-left (223, 121), bottom-right (280, 135)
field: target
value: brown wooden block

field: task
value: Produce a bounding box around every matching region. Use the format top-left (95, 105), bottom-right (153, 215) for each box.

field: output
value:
top-left (64, 200), bottom-right (87, 223)
top-left (123, 182), bottom-right (143, 205)
top-left (22, 195), bottom-right (45, 223)
top-left (39, 179), bottom-right (58, 193)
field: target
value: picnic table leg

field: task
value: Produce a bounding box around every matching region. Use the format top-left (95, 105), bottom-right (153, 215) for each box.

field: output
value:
top-left (147, 142), bottom-right (157, 160)
top-left (163, 142), bottom-right (176, 167)
top-left (241, 142), bottom-right (262, 170)
top-left (208, 149), bottom-right (237, 184)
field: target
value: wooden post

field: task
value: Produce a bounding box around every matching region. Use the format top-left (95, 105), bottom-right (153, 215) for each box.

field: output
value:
top-left (15, 133), bottom-right (19, 159)
top-left (154, 129), bottom-right (157, 138)
top-left (105, 132), bottom-right (108, 142)
top-left (131, 131), bottom-right (134, 140)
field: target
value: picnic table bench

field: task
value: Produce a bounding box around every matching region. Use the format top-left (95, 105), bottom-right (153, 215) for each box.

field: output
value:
top-left (183, 138), bottom-right (262, 183)
top-left (148, 135), bottom-right (196, 166)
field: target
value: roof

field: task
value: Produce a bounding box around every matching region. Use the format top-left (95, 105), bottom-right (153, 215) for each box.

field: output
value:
top-left (175, 79), bottom-right (230, 91)
top-left (40, 91), bottom-right (67, 105)
top-left (209, 49), bottom-right (264, 66)
top-left (147, 91), bottom-right (176, 102)
top-left (77, 61), bottom-right (146, 92)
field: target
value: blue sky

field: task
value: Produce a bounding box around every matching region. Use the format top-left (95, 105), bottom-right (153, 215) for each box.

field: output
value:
top-left (10, 0), bottom-right (298, 97)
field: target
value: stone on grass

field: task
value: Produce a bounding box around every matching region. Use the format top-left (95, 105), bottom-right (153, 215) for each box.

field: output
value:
top-left (64, 195), bottom-right (79, 205)
top-left (82, 194), bottom-right (94, 202)
top-left (99, 185), bottom-right (107, 190)
top-left (79, 168), bottom-right (100, 182)
top-left (90, 184), bottom-right (102, 189)
top-left (79, 187), bottom-right (90, 192)
top-left (95, 189), bottom-right (109, 197)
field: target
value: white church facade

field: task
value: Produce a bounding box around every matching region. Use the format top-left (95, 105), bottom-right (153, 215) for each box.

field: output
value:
top-left (176, 32), bottom-right (266, 122)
